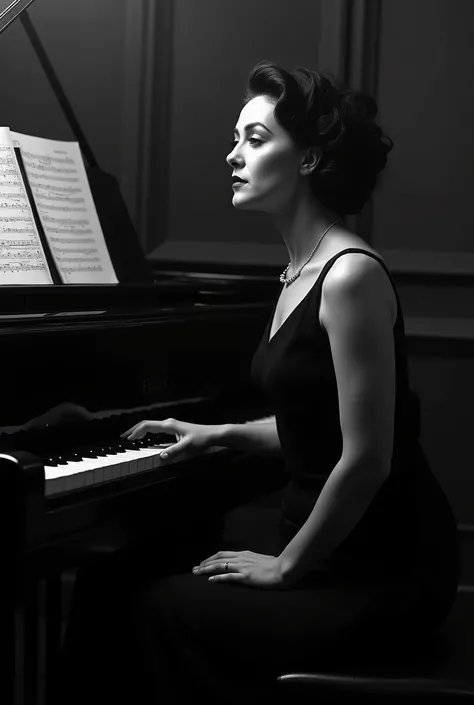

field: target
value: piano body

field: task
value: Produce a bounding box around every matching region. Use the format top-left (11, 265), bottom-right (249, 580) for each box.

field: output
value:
top-left (0, 4), bottom-right (284, 703)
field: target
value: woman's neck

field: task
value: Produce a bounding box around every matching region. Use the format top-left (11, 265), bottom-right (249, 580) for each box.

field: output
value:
top-left (271, 193), bottom-right (342, 269)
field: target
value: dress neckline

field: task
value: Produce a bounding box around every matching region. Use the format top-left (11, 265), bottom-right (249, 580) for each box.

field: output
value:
top-left (267, 248), bottom-right (398, 345)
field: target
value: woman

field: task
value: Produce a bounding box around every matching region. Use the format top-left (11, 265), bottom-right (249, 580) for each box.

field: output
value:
top-left (53, 61), bottom-right (459, 705)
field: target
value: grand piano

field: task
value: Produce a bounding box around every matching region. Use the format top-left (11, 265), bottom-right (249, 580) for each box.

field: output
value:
top-left (0, 4), bottom-right (284, 704)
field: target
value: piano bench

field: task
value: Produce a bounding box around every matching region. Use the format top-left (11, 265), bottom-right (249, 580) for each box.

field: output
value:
top-left (276, 590), bottom-right (474, 704)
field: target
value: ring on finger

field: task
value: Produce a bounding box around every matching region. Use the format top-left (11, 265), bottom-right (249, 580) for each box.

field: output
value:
top-left (224, 561), bottom-right (228, 572)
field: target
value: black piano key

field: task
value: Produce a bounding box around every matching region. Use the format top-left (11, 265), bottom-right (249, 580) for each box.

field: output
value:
top-left (73, 449), bottom-right (100, 458)
top-left (87, 449), bottom-right (109, 457)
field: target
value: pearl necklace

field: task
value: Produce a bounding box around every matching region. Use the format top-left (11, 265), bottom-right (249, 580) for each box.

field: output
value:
top-left (279, 219), bottom-right (342, 286)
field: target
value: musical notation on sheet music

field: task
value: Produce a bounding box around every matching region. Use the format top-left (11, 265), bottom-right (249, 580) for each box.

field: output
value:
top-left (11, 130), bottom-right (118, 284)
top-left (0, 127), bottom-right (53, 284)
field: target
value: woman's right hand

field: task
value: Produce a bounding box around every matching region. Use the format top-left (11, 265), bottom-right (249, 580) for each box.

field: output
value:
top-left (120, 418), bottom-right (221, 464)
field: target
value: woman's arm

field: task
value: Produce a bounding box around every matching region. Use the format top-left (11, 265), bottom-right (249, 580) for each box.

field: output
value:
top-left (214, 415), bottom-right (281, 457)
top-left (278, 254), bottom-right (396, 580)
top-left (122, 415), bottom-right (280, 461)
top-left (278, 456), bottom-right (389, 580)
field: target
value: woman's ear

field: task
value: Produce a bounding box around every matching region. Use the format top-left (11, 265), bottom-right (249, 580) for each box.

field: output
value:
top-left (300, 146), bottom-right (321, 176)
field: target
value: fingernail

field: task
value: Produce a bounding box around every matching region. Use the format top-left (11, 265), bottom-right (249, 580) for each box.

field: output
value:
top-left (161, 452), bottom-right (168, 460)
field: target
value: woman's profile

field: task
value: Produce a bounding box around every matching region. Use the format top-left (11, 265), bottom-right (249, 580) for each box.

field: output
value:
top-left (51, 61), bottom-right (460, 705)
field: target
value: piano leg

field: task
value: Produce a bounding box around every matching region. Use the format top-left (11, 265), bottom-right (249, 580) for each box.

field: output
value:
top-left (24, 578), bottom-right (41, 705)
top-left (9, 570), bottom-right (65, 705)
top-left (10, 571), bottom-right (41, 705)
top-left (44, 576), bottom-right (63, 704)
top-left (2, 583), bottom-right (15, 705)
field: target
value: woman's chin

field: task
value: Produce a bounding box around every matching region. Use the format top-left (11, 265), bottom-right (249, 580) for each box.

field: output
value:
top-left (232, 193), bottom-right (256, 209)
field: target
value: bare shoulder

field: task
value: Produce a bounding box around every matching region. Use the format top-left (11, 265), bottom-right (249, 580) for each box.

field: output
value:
top-left (325, 247), bottom-right (385, 283)
top-left (320, 241), bottom-right (397, 328)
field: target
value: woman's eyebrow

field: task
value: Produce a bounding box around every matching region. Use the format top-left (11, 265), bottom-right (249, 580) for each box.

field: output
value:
top-left (233, 122), bottom-right (273, 136)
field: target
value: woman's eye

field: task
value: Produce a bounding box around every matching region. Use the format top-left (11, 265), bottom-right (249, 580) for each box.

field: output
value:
top-left (228, 137), bottom-right (263, 149)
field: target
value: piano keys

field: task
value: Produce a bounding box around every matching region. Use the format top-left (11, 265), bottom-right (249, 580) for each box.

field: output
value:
top-left (43, 438), bottom-right (179, 497)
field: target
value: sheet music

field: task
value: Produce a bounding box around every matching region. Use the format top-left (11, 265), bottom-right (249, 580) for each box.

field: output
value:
top-left (0, 127), bottom-right (53, 284)
top-left (10, 130), bottom-right (118, 284)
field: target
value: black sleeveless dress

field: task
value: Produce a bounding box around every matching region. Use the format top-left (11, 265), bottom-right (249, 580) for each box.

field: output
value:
top-left (52, 249), bottom-right (460, 705)
top-left (249, 249), bottom-right (460, 597)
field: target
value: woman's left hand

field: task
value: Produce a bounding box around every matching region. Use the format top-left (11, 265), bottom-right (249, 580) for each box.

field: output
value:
top-left (192, 550), bottom-right (293, 589)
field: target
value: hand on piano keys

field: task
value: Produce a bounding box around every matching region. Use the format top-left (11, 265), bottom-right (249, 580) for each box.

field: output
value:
top-left (43, 419), bottom-right (225, 498)
top-left (121, 418), bottom-right (221, 464)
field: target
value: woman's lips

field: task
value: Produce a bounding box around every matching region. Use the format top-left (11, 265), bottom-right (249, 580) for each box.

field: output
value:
top-left (232, 181), bottom-right (247, 189)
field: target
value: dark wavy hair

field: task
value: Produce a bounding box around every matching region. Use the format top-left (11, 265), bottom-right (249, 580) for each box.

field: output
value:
top-left (242, 61), bottom-right (393, 215)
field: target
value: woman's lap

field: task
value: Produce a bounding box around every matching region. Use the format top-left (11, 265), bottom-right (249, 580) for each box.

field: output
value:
top-left (132, 567), bottom-right (420, 705)
top-left (50, 496), bottom-right (425, 705)
top-left (138, 569), bottom-right (388, 658)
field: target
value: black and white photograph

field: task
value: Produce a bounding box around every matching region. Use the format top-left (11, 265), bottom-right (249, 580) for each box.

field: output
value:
top-left (0, 1), bottom-right (473, 703)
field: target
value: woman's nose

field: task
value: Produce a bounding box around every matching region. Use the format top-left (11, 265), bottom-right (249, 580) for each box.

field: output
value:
top-left (226, 144), bottom-right (242, 168)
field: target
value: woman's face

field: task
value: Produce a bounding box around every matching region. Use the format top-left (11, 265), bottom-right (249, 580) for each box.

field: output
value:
top-left (226, 95), bottom-right (304, 213)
